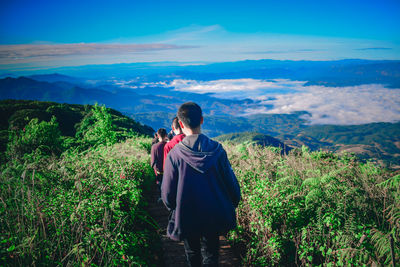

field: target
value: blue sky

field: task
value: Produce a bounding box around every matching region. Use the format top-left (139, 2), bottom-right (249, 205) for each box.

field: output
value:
top-left (1, 0), bottom-right (400, 70)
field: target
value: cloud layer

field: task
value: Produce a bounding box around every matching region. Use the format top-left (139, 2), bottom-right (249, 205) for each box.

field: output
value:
top-left (354, 47), bottom-right (392, 51)
top-left (1, 25), bottom-right (399, 72)
top-left (163, 78), bottom-right (400, 125)
top-left (0, 43), bottom-right (194, 62)
top-left (169, 78), bottom-right (303, 99)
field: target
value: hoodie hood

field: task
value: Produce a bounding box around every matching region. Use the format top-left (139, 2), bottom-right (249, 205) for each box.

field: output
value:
top-left (176, 134), bottom-right (222, 173)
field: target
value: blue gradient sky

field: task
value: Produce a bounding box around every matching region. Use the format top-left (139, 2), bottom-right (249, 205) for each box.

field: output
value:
top-left (1, 0), bottom-right (400, 70)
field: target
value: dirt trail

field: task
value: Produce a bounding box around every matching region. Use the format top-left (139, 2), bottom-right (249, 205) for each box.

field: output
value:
top-left (147, 184), bottom-right (241, 266)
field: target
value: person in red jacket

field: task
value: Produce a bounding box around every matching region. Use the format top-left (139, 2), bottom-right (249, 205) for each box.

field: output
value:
top-left (163, 117), bottom-right (185, 167)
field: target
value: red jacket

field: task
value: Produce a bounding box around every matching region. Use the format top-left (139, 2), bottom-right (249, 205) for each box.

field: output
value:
top-left (163, 133), bottom-right (185, 168)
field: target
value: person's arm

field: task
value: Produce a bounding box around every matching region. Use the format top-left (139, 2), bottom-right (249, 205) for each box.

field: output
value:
top-left (161, 154), bottom-right (178, 210)
top-left (154, 145), bottom-right (164, 174)
top-left (151, 145), bottom-right (156, 169)
top-left (220, 150), bottom-right (241, 208)
top-left (163, 143), bottom-right (170, 169)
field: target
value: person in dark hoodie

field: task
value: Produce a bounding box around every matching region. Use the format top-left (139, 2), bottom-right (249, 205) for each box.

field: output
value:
top-left (162, 102), bottom-right (241, 266)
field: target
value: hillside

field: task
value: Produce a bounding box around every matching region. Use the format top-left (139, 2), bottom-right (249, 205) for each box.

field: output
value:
top-left (132, 111), bottom-right (309, 138)
top-left (301, 123), bottom-right (400, 168)
top-left (0, 77), bottom-right (256, 116)
top-left (0, 99), bottom-right (153, 134)
top-left (224, 141), bottom-right (399, 266)
top-left (0, 100), bottom-right (398, 266)
top-left (0, 99), bottom-right (154, 163)
top-left (28, 73), bottom-right (85, 84)
top-left (0, 103), bottom-right (161, 265)
top-left (0, 77), bottom-right (149, 113)
top-left (134, 112), bottom-right (400, 168)
top-left (214, 132), bottom-right (292, 154)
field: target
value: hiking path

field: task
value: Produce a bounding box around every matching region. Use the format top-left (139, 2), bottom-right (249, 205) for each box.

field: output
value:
top-left (146, 184), bottom-right (241, 266)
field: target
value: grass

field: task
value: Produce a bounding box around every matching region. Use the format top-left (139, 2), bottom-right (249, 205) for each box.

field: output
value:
top-left (1, 132), bottom-right (160, 266)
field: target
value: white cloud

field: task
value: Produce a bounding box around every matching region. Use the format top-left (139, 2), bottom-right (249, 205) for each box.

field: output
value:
top-left (163, 78), bottom-right (400, 125)
top-left (0, 43), bottom-right (194, 63)
top-left (3, 25), bottom-right (400, 71)
top-left (106, 25), bottom-right (400, 63)
top-left (258, 84), bottom-right (400, 125)
top-left (168, 78), bottom-right (303, 99)
top-left (157, 25), bottom-right (226, 44)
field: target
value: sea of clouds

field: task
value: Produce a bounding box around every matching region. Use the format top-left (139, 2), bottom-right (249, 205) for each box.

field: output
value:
top-left (165, 78), bottom-right (400, 125)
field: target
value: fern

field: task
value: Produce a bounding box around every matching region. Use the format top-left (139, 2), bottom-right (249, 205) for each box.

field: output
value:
top-left (305, 188), bottom-right (323, 208)
top-left (221, 140), bottom-right (399, 266)
top-left (344, 214), bottom-right (357, 236)
top-left (314, 207), bottom-right (324, 236)
top-left (302, 177), bottom-right (320, 188)
top-left (371, 228), bottom-right (392, 265)
top-left (377, 174), bottom-right (400, 190)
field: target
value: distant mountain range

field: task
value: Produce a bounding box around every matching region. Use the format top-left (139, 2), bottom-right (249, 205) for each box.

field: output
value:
top-left (6, 59), bottom-right (400, 88)
top-left (0, 76), bottom-right (259, 115)
top-left (0, 58), bottom-right (399, 168)
top-left (28, 73), bottom-right (84, 84)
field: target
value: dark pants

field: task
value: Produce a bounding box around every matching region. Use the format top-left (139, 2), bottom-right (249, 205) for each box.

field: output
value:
top-left (183, 233), bottom-right (219, 267)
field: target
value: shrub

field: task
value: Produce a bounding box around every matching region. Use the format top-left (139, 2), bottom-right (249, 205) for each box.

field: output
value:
top-left (6, 116), bottom-right (63, 161)
top-left (75, 104), bottom-right (117, 147)
top-left (0, 135), bottom-right (158, 266)
top-left (225, 143), bottom-right (399, 266)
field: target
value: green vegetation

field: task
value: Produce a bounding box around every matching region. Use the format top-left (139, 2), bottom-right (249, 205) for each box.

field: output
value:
top-left (0, 99), bottom-right (154, 137)
top-left (0, 99), bottom-right (154, 164)
top-left (214, 132), bottom-right (291, 154)
top-left (133, 111), bottom-right (400, 168)
top-left (0, 101), bottom-right (160, 266)
top-left (1, 99), bottom-right (399, 266)
top-left (224, 142), bottom-right (399, 266)
top-left (303, 123), bottom-right (400, 167)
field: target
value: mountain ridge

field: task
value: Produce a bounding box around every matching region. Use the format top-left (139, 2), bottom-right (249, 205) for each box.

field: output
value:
top-left (1, 73), bottom-right (399, 167)
top-left (3, 59), bottom-right (400, 88)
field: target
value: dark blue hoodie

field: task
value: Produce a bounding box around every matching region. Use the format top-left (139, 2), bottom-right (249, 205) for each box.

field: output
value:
top-left (161, 134), bottom-right (241, 241)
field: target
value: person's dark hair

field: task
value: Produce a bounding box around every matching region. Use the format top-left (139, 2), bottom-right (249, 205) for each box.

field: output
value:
top-left (151, 133), bottom-right (159, 145)
top-left (177, 102), bottom-right (202, 129)
top-left (157, 128), bottom-right (167, 138)
top-left (171, 117), bottom-right (182, 131)
top-left (167, 131), bottom-right (174, 141)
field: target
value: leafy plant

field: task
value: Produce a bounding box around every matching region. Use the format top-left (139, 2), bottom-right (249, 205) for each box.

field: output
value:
top-left (75, 104), bottom-right (117, 147)
top-left (225, 142), bottom-right (399, 266)
top-left (0, 106), bottom-right (159, 266)
top-left (6, 116), bottom-right (63, 161)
